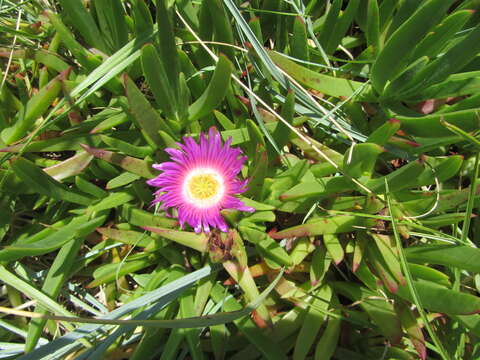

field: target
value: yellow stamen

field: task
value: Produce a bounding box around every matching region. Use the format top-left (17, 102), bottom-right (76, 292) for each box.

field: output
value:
top-left (183, 168), bottom-right (225, 208)
top-left (187, 174), bottom-right (220, 200)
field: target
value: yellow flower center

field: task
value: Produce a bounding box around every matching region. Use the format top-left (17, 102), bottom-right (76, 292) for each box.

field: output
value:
top-left (183, 168), bottom-right (225, 208)
top-left (187, 174), bottom-right (220, 200)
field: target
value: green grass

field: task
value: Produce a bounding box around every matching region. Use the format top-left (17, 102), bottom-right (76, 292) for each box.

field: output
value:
top-left (1, 0), bottom-right (480, 359)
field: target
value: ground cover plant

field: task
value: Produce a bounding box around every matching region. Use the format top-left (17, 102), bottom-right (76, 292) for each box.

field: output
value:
top-left (1, 0), bottom-right (480, 359)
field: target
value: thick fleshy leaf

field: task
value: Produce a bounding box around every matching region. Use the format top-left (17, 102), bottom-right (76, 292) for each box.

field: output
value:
top-left (293, 286), bottom-right (332, 360)
top-left (268, 50), bottom-right (375, 101)
top-left (97, 227), bottom-right (160, 249)
top-left (0, 215), bottom-right (106, 261)
top-left (81, 144), bottom-right (156, 178)
top-left (43, 152), bottom-right (93, 181)
top-left (1, 70), bottom-right (65, 144)
top-left (89, 253), bottom-right (160, 287)
top-left (188, 54), bottom-right (233, 122)
top-left (141, 44), bottom-right (178, 119)
top-left (124, 74), bottom-right (174, 147)
top-left (25, 238), bottom-right (86, 351)
top-left (271, 216), bottom-right (374, 239)
top-left (56, 0), bottom-right (107, 52)
top-left (143, 227), bottom-right (208, 252)
top-left (121, 204), bottom-right (178, 228)
top-left (397, 109), bottom-right (480, 137)
top-left (332, 282), bottom-right (403, 343)
top-left (370, 0), bottom-right (454, 92)
top-left (396, 279), bottom-right (480, 315)
top-left (10, 157), bottom-right (93, 205)
top-left (343, 143), bottom-right (384, 179)
top-left (405, 245), bottom-right (480, 273)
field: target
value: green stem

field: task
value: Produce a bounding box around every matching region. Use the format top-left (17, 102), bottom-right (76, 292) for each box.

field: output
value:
top-left (461, 152), bottom-right (480, 245)
top-left (385, 179), bottom-right (451, 360)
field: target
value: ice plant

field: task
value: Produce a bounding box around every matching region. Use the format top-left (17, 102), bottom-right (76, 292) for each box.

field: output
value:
top-left (147, 128), bottom-right (254, 233)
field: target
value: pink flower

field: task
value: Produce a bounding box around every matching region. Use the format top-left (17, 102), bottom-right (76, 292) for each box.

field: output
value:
top-left (147, 128), bottom-right (255, 233)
